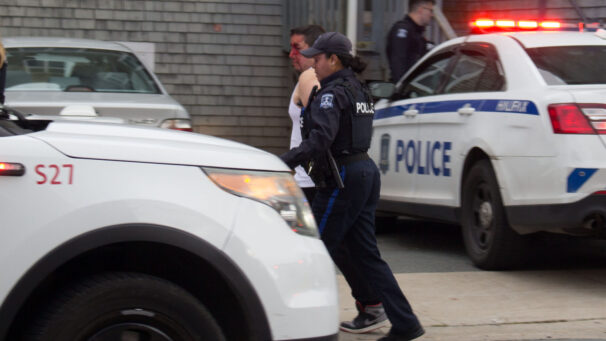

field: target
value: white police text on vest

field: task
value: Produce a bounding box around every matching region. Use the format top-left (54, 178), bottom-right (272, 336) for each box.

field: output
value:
top-left (395, 140), bottom-right (452, 176)
top-left (356, 102), bottom-right (375, 115)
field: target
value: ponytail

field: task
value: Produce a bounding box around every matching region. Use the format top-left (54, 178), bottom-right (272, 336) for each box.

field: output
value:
top-left (335, 53), bottom-right (367, 74)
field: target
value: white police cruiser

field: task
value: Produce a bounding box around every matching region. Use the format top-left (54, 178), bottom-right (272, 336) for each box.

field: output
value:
top-left (369, 21), bottom-right (606, 270)
top-left (0, 108), bottom-right (338, 340)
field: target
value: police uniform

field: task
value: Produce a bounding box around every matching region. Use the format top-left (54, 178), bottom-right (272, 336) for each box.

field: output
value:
top-left (386, 15), bottom-right (429, 82)
top-left (280, 32), bottom-right (424, 340)
top-left (0, 62), bottom-right (6, 104)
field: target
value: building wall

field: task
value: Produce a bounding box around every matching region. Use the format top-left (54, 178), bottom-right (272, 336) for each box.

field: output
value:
top-left (0, 0), bottom-right (292, 155)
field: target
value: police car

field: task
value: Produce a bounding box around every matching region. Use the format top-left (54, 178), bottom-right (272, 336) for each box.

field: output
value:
top-left (0, 109), bottom-right (338, 340)
top-left (369, 21), bottom-right (606, 270)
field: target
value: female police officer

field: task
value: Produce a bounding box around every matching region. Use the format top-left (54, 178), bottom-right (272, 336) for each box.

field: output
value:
top-left (280, 32), bottom-right (424, 341)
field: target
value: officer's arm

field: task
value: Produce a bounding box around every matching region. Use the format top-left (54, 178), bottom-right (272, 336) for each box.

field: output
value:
top-left (280, 94), bottom-right (340, 169)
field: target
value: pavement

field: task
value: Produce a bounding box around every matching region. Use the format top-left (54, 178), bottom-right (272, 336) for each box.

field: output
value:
top-left (336, 269), bottom-right (606, 341)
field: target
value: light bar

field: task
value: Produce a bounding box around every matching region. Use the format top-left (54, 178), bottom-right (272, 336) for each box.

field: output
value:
top-left (0, 162), bottom-right (25, 176)
top-left (496, 20), bottom-right (515, 28)
top-left (470, 18), bottom-right (563, 32)
top-left (472, 19), bottom-right (495, 28)
top-left (518, 20), bottom-right (539, 29)
top-left (541, 21), bottom-right (561, 29)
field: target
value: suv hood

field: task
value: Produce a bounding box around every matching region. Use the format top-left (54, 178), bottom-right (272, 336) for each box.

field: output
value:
top-left (30, 121), bottom-right (289, 171)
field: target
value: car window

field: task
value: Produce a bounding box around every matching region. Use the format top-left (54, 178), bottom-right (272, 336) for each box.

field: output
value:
top-left (6, 47), bottom-right (161, 94)
top-left (443, 48), bottom-right (504, 94)
top-left (526, 45), bottom-right (606, 85)
top-left (398, 51), bottom-right (456, 99)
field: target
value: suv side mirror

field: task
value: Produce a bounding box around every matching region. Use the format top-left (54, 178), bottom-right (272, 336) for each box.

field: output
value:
top-left (369, 82), bottom-right (395, 100)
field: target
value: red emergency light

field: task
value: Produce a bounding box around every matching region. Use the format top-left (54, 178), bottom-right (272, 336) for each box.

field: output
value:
top-left (470, 18), bottom-right (562, 33)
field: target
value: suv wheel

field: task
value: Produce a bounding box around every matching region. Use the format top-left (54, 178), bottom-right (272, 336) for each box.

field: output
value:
top-left (27, 272), bottom-right (225, 341)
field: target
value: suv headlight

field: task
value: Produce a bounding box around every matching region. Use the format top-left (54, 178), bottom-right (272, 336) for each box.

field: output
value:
top-left (202, 167), bottom-right (318, 237)
top-left (160, 119), bottom-right (193, 132)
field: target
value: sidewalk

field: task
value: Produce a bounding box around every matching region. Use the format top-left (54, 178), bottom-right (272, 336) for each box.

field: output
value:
top-left (337, 269), bottom-right (606, 341)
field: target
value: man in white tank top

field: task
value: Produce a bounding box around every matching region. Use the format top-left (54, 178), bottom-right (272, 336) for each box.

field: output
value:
top-left (288, 25), bottom-right (325, 203)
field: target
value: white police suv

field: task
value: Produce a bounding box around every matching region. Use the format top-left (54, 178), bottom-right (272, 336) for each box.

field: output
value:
top-left (0, 109), bottom-right (338, 340)
top-left (369, 21), bottom-right (606, 270)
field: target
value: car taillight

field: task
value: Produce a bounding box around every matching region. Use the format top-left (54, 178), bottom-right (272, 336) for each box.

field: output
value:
top-left (548, 103), bottom-right (606, 134)
top-left (580, 104), bottom-right (606, 134)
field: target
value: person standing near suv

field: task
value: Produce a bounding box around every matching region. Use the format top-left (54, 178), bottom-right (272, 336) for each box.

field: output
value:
top-left (281, 32), bottom-right (425, 341)
top-left (288, 25), bottom-right (325, 203)
top-left (386, 0), bottom-right (435, 82)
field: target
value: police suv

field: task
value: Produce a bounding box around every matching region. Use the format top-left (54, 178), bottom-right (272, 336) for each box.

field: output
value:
top-left (0, 109), bottom-right (338, 340)
top-left (369, 21), bottom-right (606, 270)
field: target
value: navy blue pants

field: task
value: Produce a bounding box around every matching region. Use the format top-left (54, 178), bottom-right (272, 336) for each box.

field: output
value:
top-left (312, 158), bottom-right (421, 333)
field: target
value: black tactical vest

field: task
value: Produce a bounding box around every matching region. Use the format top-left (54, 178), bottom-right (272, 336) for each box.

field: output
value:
top-left (336, 77), bottom-right (375, 154)
top-left (301, 74), bottom-right (375, 156)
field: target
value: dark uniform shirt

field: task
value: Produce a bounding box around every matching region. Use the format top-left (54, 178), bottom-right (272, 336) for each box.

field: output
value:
top-left (386, 15), bottom-right (428, 82)
top-left (0, 62), bottom-right (6, 104)
top-left (280, 68), bottom-right (370, 171)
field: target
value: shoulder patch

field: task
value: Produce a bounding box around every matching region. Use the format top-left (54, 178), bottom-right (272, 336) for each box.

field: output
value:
top-left (397, 28), bottom-right (408, 38)
top-left (320, 94), bottom-right (334, 109)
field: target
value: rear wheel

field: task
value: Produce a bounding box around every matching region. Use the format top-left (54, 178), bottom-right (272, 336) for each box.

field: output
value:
top-left (27, 272), bottom-right (225, 341)
top-left (461, 160), bottom-right (526, 270)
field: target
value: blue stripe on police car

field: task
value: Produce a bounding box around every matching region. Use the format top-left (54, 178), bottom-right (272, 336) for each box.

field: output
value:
top-left (567, 168), bottom-right (597, 193)
top-left (375, 99), bottom-right (538, 119)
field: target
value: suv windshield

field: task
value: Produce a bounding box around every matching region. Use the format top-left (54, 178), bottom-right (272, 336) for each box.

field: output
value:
top-left (526, 45), bottom-right (606, 85)
top-left (5, 47), bottom-right (160, 94)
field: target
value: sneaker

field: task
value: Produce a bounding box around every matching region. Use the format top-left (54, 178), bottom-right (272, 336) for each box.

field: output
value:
top-left (377, 325), bottom-right (425, 340)
top-left (340, 301), bottom-right (389, 334)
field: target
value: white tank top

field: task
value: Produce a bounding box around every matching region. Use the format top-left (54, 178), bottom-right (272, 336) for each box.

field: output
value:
top-left (289, 82), bottom-right (315, 188)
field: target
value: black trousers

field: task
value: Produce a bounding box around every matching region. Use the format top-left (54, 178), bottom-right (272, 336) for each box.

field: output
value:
top-left (312, 159), bottom-right (421, 333)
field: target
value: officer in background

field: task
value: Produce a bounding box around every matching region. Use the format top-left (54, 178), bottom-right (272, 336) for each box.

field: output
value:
top-left (280, 32), bottom-right (424, 341)
top-left (386, 0), bottom-right (435, 82)
top-left (0, 37), bottom-right (6, 105)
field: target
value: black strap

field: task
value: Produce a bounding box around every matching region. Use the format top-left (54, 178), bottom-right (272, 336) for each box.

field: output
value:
top-left (336, 152), bottom-right (370, 166)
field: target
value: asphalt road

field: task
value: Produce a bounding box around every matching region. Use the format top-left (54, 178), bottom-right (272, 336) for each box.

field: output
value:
top-left (337, 218), bottom-right (606, 341)
top-left (375, 217), bottom-right (606, 273)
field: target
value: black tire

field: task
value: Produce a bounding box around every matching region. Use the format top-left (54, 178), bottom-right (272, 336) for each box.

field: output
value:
top-left (461, 160), bottom-right (526, 270)
top-left (27, 272), bottom-right (225, 341)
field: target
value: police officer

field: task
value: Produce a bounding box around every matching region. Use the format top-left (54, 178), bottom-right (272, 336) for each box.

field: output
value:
top-left (0, 38), bottom-right (6, 105)
top-left (280, 32), bottom-right (424, 341)
top-left (386, 0), bottom-right (435, 82)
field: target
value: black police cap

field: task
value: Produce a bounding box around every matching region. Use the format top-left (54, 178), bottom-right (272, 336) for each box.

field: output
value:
top-left (300, 32), bottom-right (353, 58)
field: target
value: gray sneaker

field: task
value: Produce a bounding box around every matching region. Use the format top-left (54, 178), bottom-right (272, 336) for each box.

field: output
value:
top-left (340, 302), bottom-right (389, 334)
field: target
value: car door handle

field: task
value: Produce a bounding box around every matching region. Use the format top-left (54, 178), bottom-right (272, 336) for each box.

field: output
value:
top-left (458, 105), bottom-right (475, 116)
top-left (404, 109), bottom-right (418, 117)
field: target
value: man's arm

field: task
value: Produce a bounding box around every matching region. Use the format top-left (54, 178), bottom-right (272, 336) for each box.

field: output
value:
top-left (297, 68), bottom-right (320, 108)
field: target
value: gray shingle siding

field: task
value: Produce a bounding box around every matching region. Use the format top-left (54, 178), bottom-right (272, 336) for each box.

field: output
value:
top-left (0, 0), bottom-right (292, 155)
